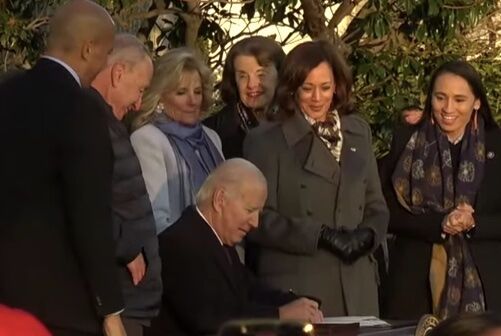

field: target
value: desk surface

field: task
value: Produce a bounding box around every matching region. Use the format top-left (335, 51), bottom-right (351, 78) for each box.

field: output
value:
top-left (314, 321), bottom-right (416, 336)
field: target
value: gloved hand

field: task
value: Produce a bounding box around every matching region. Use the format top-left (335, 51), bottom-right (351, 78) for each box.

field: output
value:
top-left (318, 225), bottom-right (374, 264)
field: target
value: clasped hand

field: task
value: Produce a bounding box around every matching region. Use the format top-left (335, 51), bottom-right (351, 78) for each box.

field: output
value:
top-left (319, 226), bottom-right (374, 264)
top-left (442, 203), bottom-right (475, 236)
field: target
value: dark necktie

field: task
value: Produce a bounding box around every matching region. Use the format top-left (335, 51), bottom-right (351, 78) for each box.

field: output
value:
top-left (223, 245), bottom-right (233, 265)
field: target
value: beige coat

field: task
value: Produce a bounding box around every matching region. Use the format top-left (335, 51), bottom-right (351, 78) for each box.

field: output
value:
top-left (243, 112), bottom-right (388, 316)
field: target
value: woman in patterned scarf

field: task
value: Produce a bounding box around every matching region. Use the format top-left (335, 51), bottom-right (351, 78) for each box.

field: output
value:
top-left (382, 60), bottom-right (501, 320)
top-left (244, 40), bottom-right (389, 316)
top-left (131, 48), bottom-right (224, 235)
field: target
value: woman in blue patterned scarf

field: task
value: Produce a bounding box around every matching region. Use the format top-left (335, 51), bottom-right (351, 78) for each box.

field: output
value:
top-left (382, 60), bottom-right (501, 320)
top-left (131, 48), bottom-right (224, 234)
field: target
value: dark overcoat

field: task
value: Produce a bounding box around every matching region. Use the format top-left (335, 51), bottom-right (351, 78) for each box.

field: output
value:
top-left (0, 59), bottom-right (123, 333)
top-left (244, 112), bottom-right (389, 316)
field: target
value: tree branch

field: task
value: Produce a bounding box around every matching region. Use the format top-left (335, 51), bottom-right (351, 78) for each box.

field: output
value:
top-left (198, 0), bottom-right (254, 11)
top-left (327, 0), bottom-right (357, 32)
top-left (299, 0), bottom-right (327, 39)
top-left (182, 0), bottom-right (202, 48)
top-left (130, 7), bottom-right (184, 20)
top-left (21, 16), bottom-right (50, 31)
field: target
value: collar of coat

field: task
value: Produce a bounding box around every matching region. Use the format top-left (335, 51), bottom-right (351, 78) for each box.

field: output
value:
top-left (282, 110), bottom-right (367, 147)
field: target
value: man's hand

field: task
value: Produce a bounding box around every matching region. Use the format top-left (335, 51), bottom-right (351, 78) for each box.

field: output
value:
top-left (279, 298), bottom-right (324, 323)
top-left (103, 314), bottom-right (127, 336)
top-left (126, 252), bottom-right (146, 286)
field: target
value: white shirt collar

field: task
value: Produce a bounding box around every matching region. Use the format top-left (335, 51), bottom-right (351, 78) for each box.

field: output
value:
top-left (41, 56), bottom-right (81, 87)
top-left (195, 206), bottom-right (223, 246)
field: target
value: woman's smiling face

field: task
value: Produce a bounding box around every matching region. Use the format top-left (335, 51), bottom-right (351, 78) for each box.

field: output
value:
top-left (431, 72), bottom-right (480, 141)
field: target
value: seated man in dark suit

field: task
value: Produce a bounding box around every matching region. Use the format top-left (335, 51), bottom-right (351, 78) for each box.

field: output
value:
top-left (147, 158), bottom-right (323, 336)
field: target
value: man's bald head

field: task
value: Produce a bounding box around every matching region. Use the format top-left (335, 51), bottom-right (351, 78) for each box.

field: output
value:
top-left (48, 0), bottom-right (114, 53)
top-left (46, 0), bottom-right (115, 86)
top-left (196, 159), bottom-right (267, 207)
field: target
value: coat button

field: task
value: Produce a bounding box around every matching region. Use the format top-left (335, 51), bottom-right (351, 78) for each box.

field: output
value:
top-left (300, 183), bottom-right (307, 189)
top-left (359, 205), bottom-right (363, 211)
top-left (306, 210), bottom-right (313, 216)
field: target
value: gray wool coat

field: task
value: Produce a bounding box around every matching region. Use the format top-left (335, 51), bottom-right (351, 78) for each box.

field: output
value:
top-left (243, 112), bottom-right (389, 317)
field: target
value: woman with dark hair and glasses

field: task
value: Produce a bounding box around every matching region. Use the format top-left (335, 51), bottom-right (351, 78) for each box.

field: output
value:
top-left (244, 40), bottom-right (388, 316)
top-left (204, 36), bottom-right (285, 159)
top-left (381, 60), bottom-right (501, 320)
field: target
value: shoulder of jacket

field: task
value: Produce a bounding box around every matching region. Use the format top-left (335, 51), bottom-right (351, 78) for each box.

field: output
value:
top-left (246, 122), bottom-right (283, 147)
top-left (131, 124), bottom-right (164, 140)
top-left (202, 125), bottom-right (219, 138)
top-left (203, 104), bottom-right (235, 126)
top-left (343, 113), bottom-right (371, 132)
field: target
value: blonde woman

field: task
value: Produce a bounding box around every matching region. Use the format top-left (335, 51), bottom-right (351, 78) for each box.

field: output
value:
top-left (131, 48), bottom-right (223, 234)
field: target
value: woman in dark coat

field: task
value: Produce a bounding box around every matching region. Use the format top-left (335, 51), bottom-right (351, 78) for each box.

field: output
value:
top-left (203, 36), bottom-right (285, 158)
top-left (381, 60), bottom-right (501, 320)
top-left (244, 40), bottom-right (388, 316)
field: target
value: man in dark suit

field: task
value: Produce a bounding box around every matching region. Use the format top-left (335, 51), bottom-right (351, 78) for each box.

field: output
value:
top-left (90, 34), bottom-right (162, 336)
top-left (0, 1), bottom-right (125, 335)
top-left (147, 158), bottom-right (323, 336)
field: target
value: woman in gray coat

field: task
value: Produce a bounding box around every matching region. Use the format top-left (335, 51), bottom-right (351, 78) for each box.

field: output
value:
top-left (244, 40), bottom-right (388, 317)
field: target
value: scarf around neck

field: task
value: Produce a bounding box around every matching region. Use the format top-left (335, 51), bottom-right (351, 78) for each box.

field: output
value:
top-left (303, 109), bottom-right (343, 162)
top-left (153, 114), bottom-right (224, 197)
top-left (392, 117), bottom-right (486, 319)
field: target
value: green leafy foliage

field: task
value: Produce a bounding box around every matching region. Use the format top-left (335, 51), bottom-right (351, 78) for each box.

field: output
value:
top-left (351, 0), bottom-right (500, 155)
top-left (1, 0), bottom-right (499, 157)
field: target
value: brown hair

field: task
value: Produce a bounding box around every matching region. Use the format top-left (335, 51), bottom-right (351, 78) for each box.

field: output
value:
top-left (275, 40), bottom-right (353, 118)
top-left (220, 36), bottom-right (285, 104)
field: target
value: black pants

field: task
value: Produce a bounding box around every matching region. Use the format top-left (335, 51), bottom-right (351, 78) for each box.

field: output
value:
top-left (123, 317), bottom-right (148, 336)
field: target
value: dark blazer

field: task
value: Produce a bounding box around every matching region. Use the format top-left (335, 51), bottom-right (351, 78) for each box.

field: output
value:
top-left (86, 88), bottom-right (162, 320)
top-left (381, 124), bottom-right (501, 319)
top-left (244, 112), bottom-right (389, 316)
top-left (203, 104), bottom-right (247, 159)
top-left (0, 59), bottom-right (123, 333)
top-left (147, 206), bottom-right (296, 336)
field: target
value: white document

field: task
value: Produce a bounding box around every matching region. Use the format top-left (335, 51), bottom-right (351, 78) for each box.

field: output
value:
top-left (318, 316), bottom-right (391, 327)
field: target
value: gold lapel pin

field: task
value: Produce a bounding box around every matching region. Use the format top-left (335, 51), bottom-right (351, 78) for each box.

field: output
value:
top-left (350, 147), bottom-right (357, 152)
top-left (487, 151), bottom-right (495, 159)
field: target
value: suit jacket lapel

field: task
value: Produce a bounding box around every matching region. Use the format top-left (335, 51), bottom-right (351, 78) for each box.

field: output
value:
top-left (191, 208), bottom-right (241, 295)
top-left (282, 112), bottom-right (340, 184)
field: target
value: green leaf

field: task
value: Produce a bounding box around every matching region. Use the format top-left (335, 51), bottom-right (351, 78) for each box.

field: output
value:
top-left (428, 0), bottom-right (440, 16)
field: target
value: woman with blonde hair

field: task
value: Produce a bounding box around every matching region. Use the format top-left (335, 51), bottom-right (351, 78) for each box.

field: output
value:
top-left (131, 48), bottom-right (223, 234)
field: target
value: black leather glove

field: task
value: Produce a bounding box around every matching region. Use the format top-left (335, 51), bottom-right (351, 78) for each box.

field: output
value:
top-left (318, 225), bottom-right (375, 264)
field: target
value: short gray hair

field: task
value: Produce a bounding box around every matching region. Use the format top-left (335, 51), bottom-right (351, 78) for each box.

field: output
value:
top-left (107, 33), bottom-right (150, 67)
top-left (195, 158), bottom-right (266, 206)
